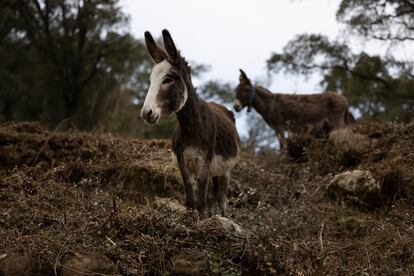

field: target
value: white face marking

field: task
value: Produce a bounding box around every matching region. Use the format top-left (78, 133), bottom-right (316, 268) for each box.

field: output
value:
top-left (141, 60), bottom-right (189, 124)
top-left (141, 60), bottom-right (172, 120)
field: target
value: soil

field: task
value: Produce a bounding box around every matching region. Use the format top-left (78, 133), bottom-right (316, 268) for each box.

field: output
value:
top-left (1, 121), bottom-right (413, 275)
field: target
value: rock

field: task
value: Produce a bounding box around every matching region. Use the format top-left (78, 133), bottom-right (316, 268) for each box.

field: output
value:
top-left (3, 255), bottom-right (30, 276)
top-left (61, 253), bottom-right (115, 276)
top-left (153, 197), bottom-right (187, 214)
top-left (326, 170), bottom-right (381, 207)
top-left (328, 129), bottom-right (371, 153)
top-left (172, 250), bottom-right (209, 275)
top-left (200, 215), bottom-right (249, 237)
top-left (3, 254), bottom-right (51, 276)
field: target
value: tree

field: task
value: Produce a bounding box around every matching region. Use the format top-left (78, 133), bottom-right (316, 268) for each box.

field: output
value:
top-left (337, 0), bottom-right (414, 43)
top-left (1, 0), bottom-right (151, 128)
top-left (197, 80), bottom-right (234, 102)
top-left (267, 0), bottom-right (414, 122)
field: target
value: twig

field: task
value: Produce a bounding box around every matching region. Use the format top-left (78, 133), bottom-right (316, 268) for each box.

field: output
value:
top-left (105, 235), bottom-right (116, 246)
top-left (97, 212), bottom-right (115, 232)
top-left (366, 248), bottom-right (372, 272)
top-left (138, 251), bottom-right (145, 276)
top-left (170, 239), bottom-right (218, 249)
top-left (34, 217), bottom-right (62, 223)
top-left (112, 197), bottom-right (117, 213)
top-left (54, 236), bottom-right (70, 276)
top-left (97, 198), bottom-right (119, 232)
top-left (319, 223), bottom-right (325, 252)
top-left (239, 237), bottom-right (249, 261)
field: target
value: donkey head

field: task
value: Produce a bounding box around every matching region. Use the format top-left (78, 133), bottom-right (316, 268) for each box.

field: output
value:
top-left (234, 69), bottom-right (255, 112)
top-left (141, 30), bottom-right (188, 125)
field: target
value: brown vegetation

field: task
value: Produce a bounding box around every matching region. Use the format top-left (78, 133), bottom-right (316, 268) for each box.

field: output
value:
top-left (1, 121), bottom-right (414, 275)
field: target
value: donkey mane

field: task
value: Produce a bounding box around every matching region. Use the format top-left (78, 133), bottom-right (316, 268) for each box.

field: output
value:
top-left (176, 52), bottom-right (192, 76)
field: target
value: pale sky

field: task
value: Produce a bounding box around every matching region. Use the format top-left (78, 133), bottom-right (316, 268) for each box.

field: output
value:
top-left (122, 0), bottom-right (343, 93)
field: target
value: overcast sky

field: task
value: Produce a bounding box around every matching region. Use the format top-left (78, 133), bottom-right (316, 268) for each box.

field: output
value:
top-left (122, 0), bottom-right (345, 93)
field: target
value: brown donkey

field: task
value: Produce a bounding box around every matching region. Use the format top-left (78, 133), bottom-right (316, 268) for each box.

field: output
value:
top-left (234, 70), bottom-right (355, 149)
top-left (141, 30), bottom-right (240, 219)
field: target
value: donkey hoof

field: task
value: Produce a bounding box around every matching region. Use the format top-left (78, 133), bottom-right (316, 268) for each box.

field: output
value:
top-left (185, 200), bottom-right (195, 209)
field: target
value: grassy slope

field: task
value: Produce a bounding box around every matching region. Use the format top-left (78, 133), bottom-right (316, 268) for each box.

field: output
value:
top-left (0, 121), bottom-right (413, 275)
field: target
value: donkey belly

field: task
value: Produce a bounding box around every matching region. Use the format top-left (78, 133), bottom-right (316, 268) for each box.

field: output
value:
top-left (172, 146), bottom-right (239, 177)
top-left (209, 153), bottom-right (239, 177)
top-left (172, 147), bottom-right (206, 178)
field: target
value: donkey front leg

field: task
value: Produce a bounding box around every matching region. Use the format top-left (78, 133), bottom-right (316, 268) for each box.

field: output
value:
top-left (208, 177), bottom-right (220, 216)
top-left (197, 166), bottom-right (210, 220)
top-left (178, 165), bottom-right (196, 209)
top-left (275, 127), bottom-right (287, 151)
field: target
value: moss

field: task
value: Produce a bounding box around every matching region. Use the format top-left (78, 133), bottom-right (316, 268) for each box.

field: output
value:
top-left (337, 216), bottom-right (366, 235)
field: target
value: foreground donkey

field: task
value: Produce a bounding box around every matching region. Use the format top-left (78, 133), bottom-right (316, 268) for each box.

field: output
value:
top-left (141, 30), bottom-right (240, 219)
top-left (234, 70), bottom-right (355, 149)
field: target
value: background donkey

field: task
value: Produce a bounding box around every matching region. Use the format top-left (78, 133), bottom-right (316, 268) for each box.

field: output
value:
top-left (141, 30), bottom-right (240, 219)
top-left (234, 69), bottom-right (355, 149)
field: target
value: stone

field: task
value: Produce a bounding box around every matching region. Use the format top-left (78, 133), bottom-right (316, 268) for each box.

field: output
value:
top-left (200, 215), bottom-right (249, 237)
top-left (61, 253), bottom-right (115, 276)
top-left (172, 250), bottom-right (209, 275)
top-left (153, 197), bottom-right (187, 214)
top-left (326, 170), bottom-right (381, 207)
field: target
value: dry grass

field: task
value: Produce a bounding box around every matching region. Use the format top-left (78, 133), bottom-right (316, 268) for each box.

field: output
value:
top-left (1, 121), bottom-right (414, 275)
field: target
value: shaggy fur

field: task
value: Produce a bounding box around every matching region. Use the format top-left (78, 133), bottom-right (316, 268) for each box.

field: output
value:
top-left (142, 30), bottom-right (240, 219)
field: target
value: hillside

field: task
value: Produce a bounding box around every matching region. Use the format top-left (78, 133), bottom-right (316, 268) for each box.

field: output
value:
top-left (1, 121), bottom-right (414, 275)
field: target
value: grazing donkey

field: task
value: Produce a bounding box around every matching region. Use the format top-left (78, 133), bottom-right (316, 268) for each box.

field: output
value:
top-left (234, 70), bottom-right (355, 149)
top-left (141, 30), bottom-right (240, 219)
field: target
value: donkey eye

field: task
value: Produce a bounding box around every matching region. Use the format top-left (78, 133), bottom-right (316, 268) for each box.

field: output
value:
top-left (162, 77), bottom-right (173, 85)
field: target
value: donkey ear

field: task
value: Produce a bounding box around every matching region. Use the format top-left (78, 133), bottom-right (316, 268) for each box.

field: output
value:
top-left (162, 29), bottom-right (179, 64)
top-left (144, 31), bottom-right (167, 63)
top-left (239, 69), bottom-right (250, 83)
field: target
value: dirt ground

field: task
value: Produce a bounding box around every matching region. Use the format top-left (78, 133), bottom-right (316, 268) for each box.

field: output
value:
top-left (1, 121), bottom-right (413, 275)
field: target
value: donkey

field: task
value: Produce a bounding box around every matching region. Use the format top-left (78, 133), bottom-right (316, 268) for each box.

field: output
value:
top-left (234, 69), bottom-right (355, 149)
top-left (141, 30), bottom-right (240, 219)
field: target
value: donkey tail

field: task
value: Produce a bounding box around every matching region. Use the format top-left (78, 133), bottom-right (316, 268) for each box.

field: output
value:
top-left (344, 110), bottom-right (356, 125)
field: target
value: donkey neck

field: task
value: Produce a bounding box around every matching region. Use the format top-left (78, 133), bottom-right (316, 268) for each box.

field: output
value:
top-left (176, 79), bottom-right (202, 132)
top-left (251, 86), bottom-right (272, 116)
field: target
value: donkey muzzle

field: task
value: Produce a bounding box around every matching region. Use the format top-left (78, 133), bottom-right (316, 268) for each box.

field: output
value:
top-left (141, 106), bottom-right (160, 125)
top-left (233, 99), bottom-right (243, 112)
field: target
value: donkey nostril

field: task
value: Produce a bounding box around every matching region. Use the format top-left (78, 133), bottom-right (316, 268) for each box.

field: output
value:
top-left (148, 109), bottom-right (153, 116)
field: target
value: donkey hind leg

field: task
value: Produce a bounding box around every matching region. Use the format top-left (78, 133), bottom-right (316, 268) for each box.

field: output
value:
top-left (217, 173), bottom-right (230, 216)
top-left (329, 110), bottom-right (347, 131)
top-left (207, 177), bottom-right (220, 217)
top-left (275, 127), bottom-right (287, 152)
